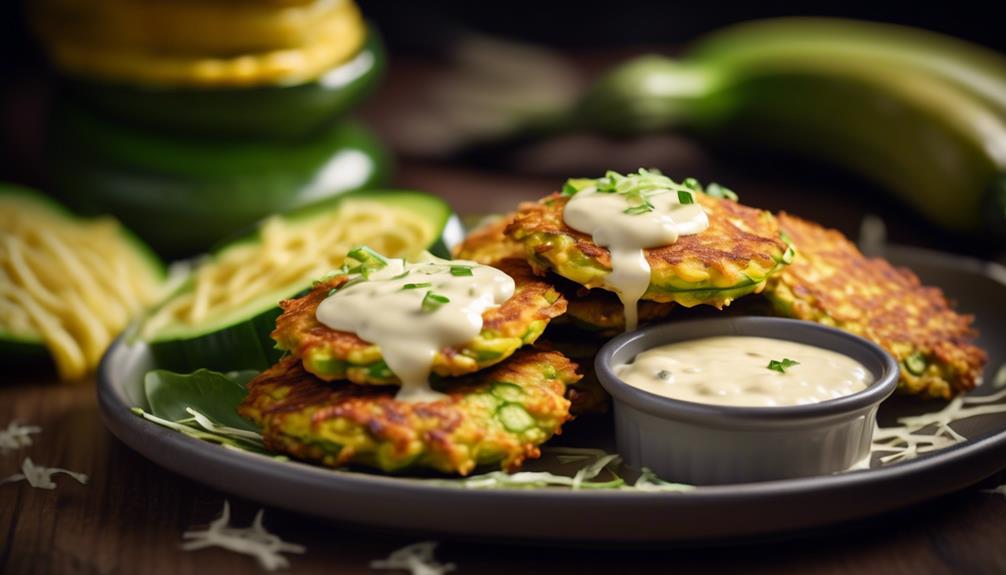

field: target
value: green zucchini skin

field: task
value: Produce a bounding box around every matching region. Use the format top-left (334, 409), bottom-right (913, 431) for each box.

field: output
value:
top-left (47, 101), bottom-right (392, 258)
top-left (144, 189), bottom-right (460, 374)
top-left (0, 183), bottom-right (166, 368)
top-left (63, 30), bottom-right (385, 140)
top-left (1, 331), bottom-right (51, 369)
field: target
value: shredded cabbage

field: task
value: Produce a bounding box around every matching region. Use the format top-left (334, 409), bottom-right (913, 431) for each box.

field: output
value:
top-left (0, 421), bottom-right (42, 454)
top-left (0, 457), bottom-right (87, 489)
top-left (181, 501), bottom-right (304, 571)
top-left (371, 541), bottom-right (455, 575)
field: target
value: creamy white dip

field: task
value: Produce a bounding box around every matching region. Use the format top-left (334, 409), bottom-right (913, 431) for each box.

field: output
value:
top-left (615, 336), bottom-right (871, 407)
top-left (316, 256), bottom-right (515, 403)
top-left (562, 185), bottom-right (707, 331)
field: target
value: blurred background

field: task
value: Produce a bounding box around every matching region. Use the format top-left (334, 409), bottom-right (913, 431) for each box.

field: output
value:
top-left (3, 1), bottom-right (1006, 259)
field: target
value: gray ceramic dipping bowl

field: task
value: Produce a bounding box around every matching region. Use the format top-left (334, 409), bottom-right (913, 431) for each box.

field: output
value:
top-left (595, 317), bottom-right (899, 485)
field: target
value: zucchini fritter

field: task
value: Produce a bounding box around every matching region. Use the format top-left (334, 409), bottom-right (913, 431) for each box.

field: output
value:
top-left (238, 349), bottom-right (579, 475)
top-left (452, 211), bottom-right (526, 265)
top-left (273, 258), bottom-right (567, 384)
top-left (555, 278), bottom-right (677, 336)
top-left (765, 213), bottom-right (986, 398)
top-left (506, 192), bottom-right (791, 308)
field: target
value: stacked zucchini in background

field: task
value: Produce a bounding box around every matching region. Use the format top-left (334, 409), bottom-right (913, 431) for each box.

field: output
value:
top-left (33, 0), bottom-right (389, 257)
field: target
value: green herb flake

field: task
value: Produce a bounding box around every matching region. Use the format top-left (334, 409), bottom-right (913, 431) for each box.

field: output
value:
top-left (657, 370), bottom-right (672, 381)
top-left (561, 181), bottom-right (578, 196)
top-left (904, 352), bottom-right (928, 376)
top-left (767, 358), bottom-right (801, 373)
top-left (677, 190), bottom-right (695, 205)
top-left (623, 201), bottom-right (655, 215)
top-left (450, 265), bottom-right (474, 277)
top-left (682, 177), bottom-right (701, 190)
top-left (402, 282), bottom-right (433, 290)
top-left (421, 291), bottom-right (451, 312)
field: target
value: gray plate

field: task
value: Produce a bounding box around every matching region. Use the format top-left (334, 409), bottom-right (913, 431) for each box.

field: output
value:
top-left (97, 245), bottom-right (1006, 543)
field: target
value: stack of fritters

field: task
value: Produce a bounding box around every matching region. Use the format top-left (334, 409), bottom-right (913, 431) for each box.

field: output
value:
top-left (456, 187), bottom-right (986, 400)
top-left (239, 258), bottom-right (577, 475)
top-left (242, 174), bottom-right (989, 476)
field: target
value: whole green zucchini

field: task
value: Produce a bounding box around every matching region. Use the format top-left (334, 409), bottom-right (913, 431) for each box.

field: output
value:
top-left (46, 100), bottom-right (391, 258)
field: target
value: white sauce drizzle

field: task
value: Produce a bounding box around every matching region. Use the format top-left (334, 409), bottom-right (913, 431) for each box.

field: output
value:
top-left (316, 256), bottom-right (515, 402)
top-left (562, 187), bottom-right (708, 330)
top-left (615, 336), bottom-right (871, 407)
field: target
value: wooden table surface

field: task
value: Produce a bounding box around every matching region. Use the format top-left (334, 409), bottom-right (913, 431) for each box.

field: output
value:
top-left (5, 55), bottom-right (1006, 574)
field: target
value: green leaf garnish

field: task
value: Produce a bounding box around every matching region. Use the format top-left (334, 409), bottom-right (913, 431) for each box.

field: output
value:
top-left (767, 358), bottom-right (800, 373)
top-left (421, 291), bottom-right (450, 312)
top-left (677, 190), bottom-right (695, 205)
top-left (144, 369), bottom-right (260, 432)
top-left (450, 265), bottom-right (474, 277)
top-left (682, 177), bottom-right (701, 190)
top-left (402, 282), bottom-right (432, 290)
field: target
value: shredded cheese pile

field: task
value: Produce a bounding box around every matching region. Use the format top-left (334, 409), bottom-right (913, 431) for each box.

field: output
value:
top-left (181, 501), bottom-right (305, 571)
top-left (143, 200), bottom-right (432, 338)
top-left (872, 387), bottom-right (1006, 463)
top-left (1, 195), bottom-right (165, 379)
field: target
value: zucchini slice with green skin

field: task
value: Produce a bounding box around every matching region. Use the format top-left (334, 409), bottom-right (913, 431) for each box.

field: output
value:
top-left (47, 100), bottom-right (391, 258)
top-left (141, 189), bottom-right (462, 374)
top-left (64, 29), bottom-right (385, 140)
top-left (1, 184), bottom-right (165, 369)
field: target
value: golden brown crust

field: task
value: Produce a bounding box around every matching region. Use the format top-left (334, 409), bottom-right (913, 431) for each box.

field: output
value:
top-left (239, 348), bottom-right (579, 475)
top-left (506, 193), bottom-right (787, 282)
top-left (770, 213), bottom-right (986, 397)
top-left (452, 211), bottom-right (528, 265)
top-left (272, 258), bottom-right (567, 382)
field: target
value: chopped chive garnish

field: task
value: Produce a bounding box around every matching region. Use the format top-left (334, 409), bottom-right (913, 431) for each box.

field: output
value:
top-left (450, 265), bottom-right (474, 277)
top-left (391, 271), bottom-right (410, 280)
top-left (623, 202), bottom-right (655, 215)
top-left (677, 190), bottom-right (695, 205)
top-left (402, 282), bottom-right (432, 290)
top-left (346, 245), bottom-right (388, 265)
top-left (682, 177), bottom-right (700, 190)
top-left (561, 181), bottom-right (578, 196)
top-left (343, 245), bottom-right (389, 279)
top-left (327, 276), bottom-right (365, 296)
top-left (781, 244), bottom-right (797, 265)
top-left (767, 358), bottom-right (800, 373)
top-left (421, 291), bottom-right (450, 312)
top-left (705, 182), bottom-right (738, 201)
top-left (904, 352), bottom-right (927, 376)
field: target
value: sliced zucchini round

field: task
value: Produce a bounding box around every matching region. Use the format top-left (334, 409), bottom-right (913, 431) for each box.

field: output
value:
top-left (47, 100), bottom-right (391, 257)
top-left (64, 30), bottom-right (385, 139)
top-left (140, 189), bottom-right (462, 373)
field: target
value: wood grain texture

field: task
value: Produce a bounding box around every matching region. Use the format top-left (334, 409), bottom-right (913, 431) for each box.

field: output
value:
top-left (4, 367), bottom-right (1006, 574)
